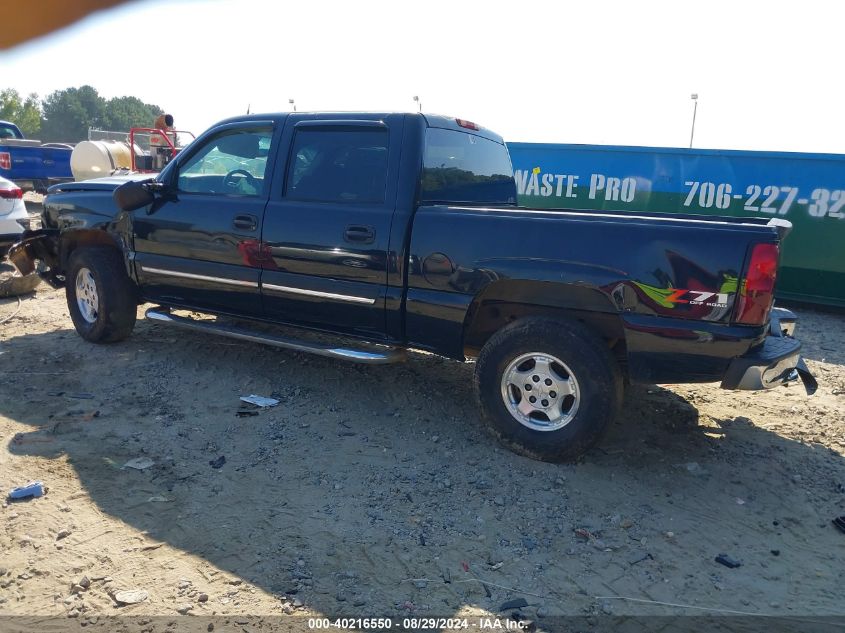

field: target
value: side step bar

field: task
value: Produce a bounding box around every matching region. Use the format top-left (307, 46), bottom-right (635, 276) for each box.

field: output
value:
top-left (145, 308), bottom-right (406, 365)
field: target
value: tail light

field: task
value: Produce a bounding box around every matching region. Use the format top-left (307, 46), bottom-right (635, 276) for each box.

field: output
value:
top-left (456, 118), bottom-right (480, 131)
top-left (734, 242), bottom-right (779, 325)
top-left (0, 186), bottom-right (22, 199)
top-left (0, 152), bottom-right (11, 170)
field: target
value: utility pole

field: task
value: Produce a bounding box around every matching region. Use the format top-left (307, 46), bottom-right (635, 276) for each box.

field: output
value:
top-left (289, 98), bottom-right (296, 112)
top-left (689, 93), bottom-right (698, 148)
top-left (412, 95), bottom-right (421, 112)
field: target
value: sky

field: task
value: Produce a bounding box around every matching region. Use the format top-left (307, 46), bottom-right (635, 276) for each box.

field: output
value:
top-left (1, 0), bottom-right (842, 154)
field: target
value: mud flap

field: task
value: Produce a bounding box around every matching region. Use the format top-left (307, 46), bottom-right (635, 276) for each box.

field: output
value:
top-left (795, 357), bottom-right (817, 396)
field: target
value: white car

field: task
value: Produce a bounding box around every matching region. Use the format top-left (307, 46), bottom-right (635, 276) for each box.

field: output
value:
top-left (0, 175), bottom-right (29, 258)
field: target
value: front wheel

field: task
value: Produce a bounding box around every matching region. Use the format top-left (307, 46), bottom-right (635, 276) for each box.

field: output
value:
top-left (474, 317), bottom-right (622, 462)
top-left (66, 248), bottom-right (137, 343)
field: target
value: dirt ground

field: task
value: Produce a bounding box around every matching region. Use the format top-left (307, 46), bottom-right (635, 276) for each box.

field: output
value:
top-left (1, 277), bottom-right (844, 630)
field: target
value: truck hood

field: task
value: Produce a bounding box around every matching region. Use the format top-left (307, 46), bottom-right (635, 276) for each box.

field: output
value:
top-left (47, 172), bottom-right (155, 193)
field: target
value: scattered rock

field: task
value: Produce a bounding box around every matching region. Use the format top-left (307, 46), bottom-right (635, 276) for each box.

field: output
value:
top-left (522, 537), bottom-right (538, 551)
top-left (413, 580), bottom-right (427, 589)
top-left (209, 456), bottom-right (226, 469)
top-left (79, 576), bottom-right (91, 589)
top-left (114, 589), bottom-right (149, 605)
top-left (198, 593), bottom-right (209, 603)
top-left (177, 604), bottom-right (193, 615)
top-left (684, 462), bottom-right (705, 475)
top-left (626, 551), bottom-right (653, 565)
top-left (56, 529), bottom-right (72, 540)
top-left (500, 597), bottom-right (528, 611)
top-left (353, 597), bottom-right (366, 607)
top-left (493, 496), bottom-right (505, 507)
top-left (715, 554), bottom-right (742, 569)
top-left (122, 457), bottom-right (155, 471)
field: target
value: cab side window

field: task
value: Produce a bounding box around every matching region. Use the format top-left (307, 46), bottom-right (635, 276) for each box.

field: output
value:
top-left (285, 128), bottom-right (388, 203)
top-left (177, 127), bottom-right (273, 196)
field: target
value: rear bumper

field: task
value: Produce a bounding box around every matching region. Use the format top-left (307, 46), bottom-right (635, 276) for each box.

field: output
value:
top-left (720, 308), bottom-right (816, 394)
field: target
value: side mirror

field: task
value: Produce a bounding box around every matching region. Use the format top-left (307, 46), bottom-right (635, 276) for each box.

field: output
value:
top-left (113, 180), bottom-right (156, 212)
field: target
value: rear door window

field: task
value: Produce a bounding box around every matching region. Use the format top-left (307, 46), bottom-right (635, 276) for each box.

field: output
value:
top-left (421, 128), bottom-right (516, 204)
top-left (285, 127), bottom-right (389, 203)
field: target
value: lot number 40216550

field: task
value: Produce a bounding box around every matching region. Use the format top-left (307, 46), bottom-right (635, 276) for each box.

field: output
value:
top-left (683, 181), bottom-right (845, 218)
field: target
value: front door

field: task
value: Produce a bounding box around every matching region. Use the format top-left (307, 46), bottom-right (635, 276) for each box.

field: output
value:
top-left (133, 122), bottom-right (276, 316)
top-left (260, 116), bottom-right (403, 338)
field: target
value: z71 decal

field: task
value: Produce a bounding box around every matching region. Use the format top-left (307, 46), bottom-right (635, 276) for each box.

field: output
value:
top-left (665, 289), bottom-right (730, 308)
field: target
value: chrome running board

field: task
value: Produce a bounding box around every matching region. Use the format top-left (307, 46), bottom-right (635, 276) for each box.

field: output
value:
top-left (145, 308), bottom-right (406, 365)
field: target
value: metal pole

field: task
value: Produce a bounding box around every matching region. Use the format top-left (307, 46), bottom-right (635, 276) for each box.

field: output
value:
top-left (689, 95), bottom-right (698, 148)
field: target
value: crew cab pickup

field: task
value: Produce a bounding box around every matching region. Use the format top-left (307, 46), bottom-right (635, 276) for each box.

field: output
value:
top-left (0, 120), bottom-right (73, 193)
top-left (8, 112), bottom-right (816, 461)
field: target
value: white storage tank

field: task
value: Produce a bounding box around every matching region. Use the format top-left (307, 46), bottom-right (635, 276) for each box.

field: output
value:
top-left (70, 140), bottom-right (134, 181)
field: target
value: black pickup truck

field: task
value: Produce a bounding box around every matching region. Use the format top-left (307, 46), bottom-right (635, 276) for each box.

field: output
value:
top-left (9, 112), bottom-right (816, 461)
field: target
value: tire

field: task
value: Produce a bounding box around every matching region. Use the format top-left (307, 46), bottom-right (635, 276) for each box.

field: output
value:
top-left (66, 247), bottom-right (137, 343)
top-left (474, 317), bottom-right (623, 462)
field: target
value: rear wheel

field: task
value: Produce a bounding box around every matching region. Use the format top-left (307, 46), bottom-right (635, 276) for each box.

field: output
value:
top-left (66, 248), bottom-right (137, 343)
top-left (474, 317), bottom-right (622, 462)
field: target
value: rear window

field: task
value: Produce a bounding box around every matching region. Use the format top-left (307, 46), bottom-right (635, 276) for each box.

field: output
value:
top-left (0, 123), bottom-right (22, 140)
top-left (421, 128), bottom-right (516, 204)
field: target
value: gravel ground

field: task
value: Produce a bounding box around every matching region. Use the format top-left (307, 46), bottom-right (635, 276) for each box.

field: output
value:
top-left (1, 285), bottom-right (844, 631)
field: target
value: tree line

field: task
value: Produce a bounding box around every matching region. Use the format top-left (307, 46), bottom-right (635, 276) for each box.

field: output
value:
top-left (0, 86), bottom-right (163, 143)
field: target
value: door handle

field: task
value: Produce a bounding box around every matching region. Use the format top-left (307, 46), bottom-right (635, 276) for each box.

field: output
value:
top-left (344, 225), bottom-right (375, 244)
top-left (233, 214), bottom-right (258, 231)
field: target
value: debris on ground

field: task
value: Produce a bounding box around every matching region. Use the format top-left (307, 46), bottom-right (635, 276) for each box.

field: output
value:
top-left (8, 481), bottom-right (45, 500)
top-left (122, 457), bottom-right (155, 470)
top-left (209, 455), bottom-right (226, 469)
top-left (500, 597), bottom-right (528, 611)
top-left (236, 411), bottom-right (260, 418)
top-left (833, 516), bottom-right (845, 534)
top-left (239, 395), bottom-right (280, 408)
top-left (715, 553), bottom-right (742, 568)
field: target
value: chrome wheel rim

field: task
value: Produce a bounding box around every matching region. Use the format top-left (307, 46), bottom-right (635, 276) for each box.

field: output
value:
top-left (75, 267), bottom-right (99, 324)
top-left (500, 352), bottom-right (580, 432)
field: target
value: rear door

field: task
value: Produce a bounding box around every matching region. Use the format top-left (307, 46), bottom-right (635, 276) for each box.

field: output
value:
top-left (132, 121), bottom-right (276, 316)
top-left (260, 115), bottom-right (403, 338)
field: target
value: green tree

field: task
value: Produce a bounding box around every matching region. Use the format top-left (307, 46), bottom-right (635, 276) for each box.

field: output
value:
top-left (0, 88), bottom-right (41, 137)
top-left (40, 85), bottom-right (105, 142)
top-left (102, 96), bottom-right (162, 132)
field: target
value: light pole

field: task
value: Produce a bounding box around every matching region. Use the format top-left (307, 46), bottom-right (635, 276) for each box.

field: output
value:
top-left (412, 95), bottom-right (421, 112)
top-left (689, 93), bottom-right (698, 148)
top-left (289, 98), bottom-right (296, 112)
